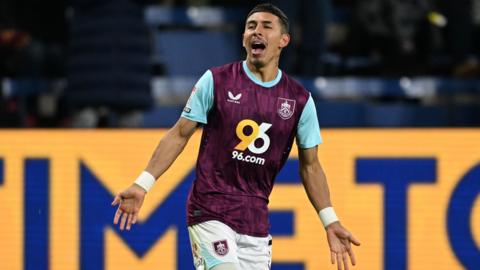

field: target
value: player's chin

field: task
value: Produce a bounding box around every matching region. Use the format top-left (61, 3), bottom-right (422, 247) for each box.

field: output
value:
top-left (249, 57), bottom-right (266, 68)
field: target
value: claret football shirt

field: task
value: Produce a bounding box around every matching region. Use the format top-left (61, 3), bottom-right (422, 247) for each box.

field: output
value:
top-left (181, 61), bottom-right (322, 236)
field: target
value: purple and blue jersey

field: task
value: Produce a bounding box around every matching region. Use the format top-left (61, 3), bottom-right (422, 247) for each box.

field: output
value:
top-left (182, 61), bottom-right (322, 236)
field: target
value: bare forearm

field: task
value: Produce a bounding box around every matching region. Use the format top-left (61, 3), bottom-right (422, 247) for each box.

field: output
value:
top-left (144, 119), bottom-right (197, 179)
top-left (300, 163), bottom-right (332, 212)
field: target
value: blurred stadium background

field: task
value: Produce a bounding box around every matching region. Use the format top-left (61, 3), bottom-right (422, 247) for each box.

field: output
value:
top-left (1, 0), bottom-right (479, 127)
top-left (0, 0), bottom-right (479, 270)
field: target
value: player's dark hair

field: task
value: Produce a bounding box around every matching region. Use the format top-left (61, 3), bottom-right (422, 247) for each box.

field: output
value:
top-left (246, 3), bottom-right (290, 33)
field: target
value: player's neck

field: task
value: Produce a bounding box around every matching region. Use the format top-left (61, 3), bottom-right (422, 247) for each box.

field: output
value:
top-left (245, 59), bottom-right (279, 83)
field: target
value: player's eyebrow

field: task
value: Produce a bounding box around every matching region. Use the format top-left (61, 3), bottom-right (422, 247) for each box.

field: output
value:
top-left (262, 21), bottom-right (273, 26)
top-left (246, 20), bottom-right (274, 27)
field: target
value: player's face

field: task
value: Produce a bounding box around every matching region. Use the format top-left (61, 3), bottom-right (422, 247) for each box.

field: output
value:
top-left (242, 12), bottom-right (290, 68)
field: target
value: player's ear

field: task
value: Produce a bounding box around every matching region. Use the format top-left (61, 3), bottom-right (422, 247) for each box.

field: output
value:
top-left (279, 33), bottom-right (290, 48)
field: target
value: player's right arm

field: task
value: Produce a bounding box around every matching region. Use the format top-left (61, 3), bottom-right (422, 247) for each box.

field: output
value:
top-left (112, 70), bottom-right (214, 231)
top-left (144, 68), bottom-right (213, 178)
top-left (144, 117), bottom-right (198, 178)
top-left (111, 118), bottom-right (198, 231)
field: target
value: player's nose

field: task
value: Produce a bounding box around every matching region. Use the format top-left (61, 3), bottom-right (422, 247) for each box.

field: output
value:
top-left (252, 26), bottom-right (263, 35)
top-left (252, 30), bottom-right (263, 38)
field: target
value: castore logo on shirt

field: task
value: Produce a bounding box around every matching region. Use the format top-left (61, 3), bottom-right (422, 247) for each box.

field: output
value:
top-left (227, 91), bottom-right (242, 104)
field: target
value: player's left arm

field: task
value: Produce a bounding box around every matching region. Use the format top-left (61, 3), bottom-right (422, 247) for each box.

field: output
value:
top-left (298, 146), bottom-right (361, 270)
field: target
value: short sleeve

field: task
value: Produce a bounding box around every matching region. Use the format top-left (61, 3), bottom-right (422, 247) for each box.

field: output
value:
top-left (296, 94), bottom-right (322, 149)
top-left (181, 70), bottom-right (214, 124)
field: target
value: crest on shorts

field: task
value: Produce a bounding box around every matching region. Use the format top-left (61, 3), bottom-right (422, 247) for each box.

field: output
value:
top-left (277, 98), bottom-right (296, 120)
top-left (213, 240), bottom-right (229, 256)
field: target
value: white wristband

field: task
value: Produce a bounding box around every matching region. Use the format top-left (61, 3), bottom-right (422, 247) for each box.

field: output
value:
top-left (134, 171), bottom-right (156, 192)
top-left (318, 207), bottom-right (339, 228)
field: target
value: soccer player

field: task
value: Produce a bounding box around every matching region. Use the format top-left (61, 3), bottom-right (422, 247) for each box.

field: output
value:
top-left (112, 3), bottom-right (360, 270)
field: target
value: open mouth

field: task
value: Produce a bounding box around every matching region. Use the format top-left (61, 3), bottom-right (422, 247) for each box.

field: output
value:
top-left (251, 41), bottom-right (266, 55)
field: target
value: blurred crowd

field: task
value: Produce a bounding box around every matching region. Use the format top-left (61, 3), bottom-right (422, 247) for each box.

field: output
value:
top-left (0, 0), bottom-right (479, 127)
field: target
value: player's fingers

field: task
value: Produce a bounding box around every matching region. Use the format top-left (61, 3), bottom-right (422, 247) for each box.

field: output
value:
top-left (349, 234), bottom-right (361, 246)
top-left (132, 213), bottom-right (138, 224)
top-left (111, 195), bottom-right (121, 206)
top-left (337, 253), bottom-right (343, 270)
top-left (113, 208), bottom-right (123, 225)
top-left (126, 214), bottom-right (133, 230)
top-left (348, 245), bottom-right (357, 266)
top-left (331, 251), bottom-right (336, 265)
top-left (120, 212), bottom-right (128, 231)
top-left (343, 252), bottom-right (350, 270)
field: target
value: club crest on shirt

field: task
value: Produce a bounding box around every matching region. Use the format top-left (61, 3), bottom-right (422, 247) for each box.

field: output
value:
top-left (213, 240), bottom-right (229, 256)
top-left (277, 98), bottom-right (296, 120)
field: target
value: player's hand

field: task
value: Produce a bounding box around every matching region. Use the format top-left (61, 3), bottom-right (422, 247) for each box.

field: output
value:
top-left (326, 222), bottom-right (361, 270)
top-left (111, 184), bottom-right (146, 231)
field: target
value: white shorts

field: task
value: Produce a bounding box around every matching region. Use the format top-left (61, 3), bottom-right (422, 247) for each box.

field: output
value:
top-left (188, 220), bottom-right (272, 270)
